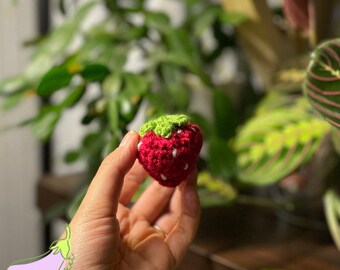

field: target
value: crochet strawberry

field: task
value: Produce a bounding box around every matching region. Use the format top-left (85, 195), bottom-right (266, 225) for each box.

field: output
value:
top-left (137, 114), bottom-right (203, 187)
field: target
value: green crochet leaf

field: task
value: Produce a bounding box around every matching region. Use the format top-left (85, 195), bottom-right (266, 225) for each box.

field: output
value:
top-left (140, 114), bottom-right (189, 138)
top-left (303, 39), bottom-right (340, 129)
top-left (234, 108), bottom-right (331, 185)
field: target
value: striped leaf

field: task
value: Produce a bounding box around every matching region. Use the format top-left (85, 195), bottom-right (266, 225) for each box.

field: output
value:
top-left (303, 39), bottom-right (340, 129)
top-left (234, 107), bottom-right (331, 185)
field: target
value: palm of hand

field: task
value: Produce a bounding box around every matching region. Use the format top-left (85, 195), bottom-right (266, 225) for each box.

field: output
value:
top-left (116, 205), bottom-right (175, 270)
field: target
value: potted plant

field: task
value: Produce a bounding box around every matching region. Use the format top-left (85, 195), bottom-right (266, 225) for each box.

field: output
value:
top-left (223, 0), bottom-right (340, 249)
top-left (1, 0), bottom-right (340, 252)
top-left (0, 0), bottom-right (248, 217)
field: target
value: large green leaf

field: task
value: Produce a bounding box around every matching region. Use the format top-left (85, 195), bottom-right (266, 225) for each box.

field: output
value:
top-left (235, 108), bottom-right (331, 185)
top-left (303, 39), bottom-right (340, 129)
top-left (37, 66), bottom-right (73, 97)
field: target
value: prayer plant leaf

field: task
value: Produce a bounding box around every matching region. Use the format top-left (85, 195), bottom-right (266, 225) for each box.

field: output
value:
top-left (303, 39), bottom-right (340, 129)
top-left (234, 108), bottom-right (331, 185)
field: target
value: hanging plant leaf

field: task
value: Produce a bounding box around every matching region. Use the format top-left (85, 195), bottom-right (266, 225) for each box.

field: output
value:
top-left (37, 66), bottom-right (73, 97)
top-left (81, 64), bottom-right (110, 82)
top-left (234, 108), bottom-right (331, 185)
top-left (64, 150), bottom-right (81, 163)
top-left (60, 85), bottom-right (86, 108)
top-left (303, 39), bottom-right (340, 129)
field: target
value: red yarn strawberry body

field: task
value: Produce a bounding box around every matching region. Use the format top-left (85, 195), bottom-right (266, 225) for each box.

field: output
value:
top-left (137, 123), bottom-right (202, 187)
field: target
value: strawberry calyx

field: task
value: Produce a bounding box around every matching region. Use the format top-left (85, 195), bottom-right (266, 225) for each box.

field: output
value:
top-left (139, 114), bottom-right (189, 138)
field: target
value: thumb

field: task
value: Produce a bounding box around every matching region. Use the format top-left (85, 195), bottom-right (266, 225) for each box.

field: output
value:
top-left (77, 131), bottom-right (139, 220)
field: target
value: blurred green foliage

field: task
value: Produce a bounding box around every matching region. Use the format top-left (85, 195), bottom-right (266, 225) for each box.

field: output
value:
top-left (1, 1), bottom-right (339, 223)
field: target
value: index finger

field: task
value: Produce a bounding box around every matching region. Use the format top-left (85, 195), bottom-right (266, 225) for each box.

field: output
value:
top-left (79, 131), bottom-right (139, 218)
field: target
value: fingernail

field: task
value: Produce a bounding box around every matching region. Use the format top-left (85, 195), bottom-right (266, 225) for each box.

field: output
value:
top-left (120, 131), bottom-right (133, 147)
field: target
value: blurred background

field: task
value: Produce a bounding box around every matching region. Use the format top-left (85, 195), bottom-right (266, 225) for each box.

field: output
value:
top-left (1, 0), bottom-right (340, 269)
top-left (0, 1), bottom-right (40, 268)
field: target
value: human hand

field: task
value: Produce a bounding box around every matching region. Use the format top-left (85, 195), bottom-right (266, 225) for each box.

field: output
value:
top-left (66, 131), bottom-right (200, 270)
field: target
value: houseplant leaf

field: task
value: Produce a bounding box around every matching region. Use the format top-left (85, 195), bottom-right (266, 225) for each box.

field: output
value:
top-left (37, 66), bottom-right (73, 97)
top-left (303, 39), bottom-right (340, 129)
top-left (235, 108), bottom-right (331, 185)
top-left (81, 64), bottom-right (110, 82)
top-left (60, 85), bottom-right (86, 108)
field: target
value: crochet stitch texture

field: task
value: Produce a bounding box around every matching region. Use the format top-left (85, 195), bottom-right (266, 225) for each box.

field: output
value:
top-left (137, 115), bottom-right (203, 187)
